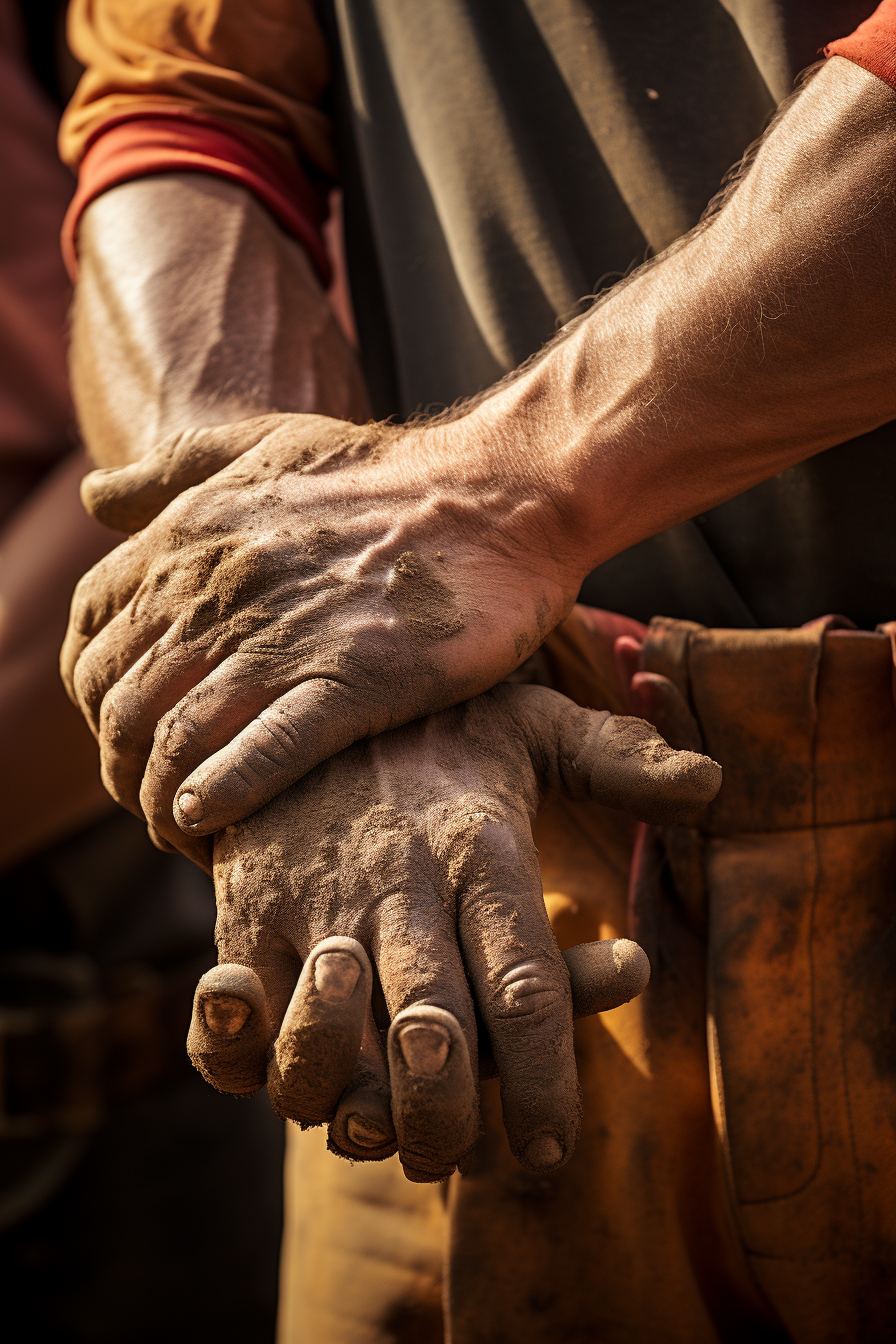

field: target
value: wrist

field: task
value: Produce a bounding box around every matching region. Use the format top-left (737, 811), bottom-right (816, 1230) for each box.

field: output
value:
top-left (429, 320), bottom-right (643, 585)
top-left (416, 399), bottom-right (594, 601)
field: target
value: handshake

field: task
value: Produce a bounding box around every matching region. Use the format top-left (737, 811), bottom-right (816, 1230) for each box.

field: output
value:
top-left (64, 414), bottom-right (722, 1182)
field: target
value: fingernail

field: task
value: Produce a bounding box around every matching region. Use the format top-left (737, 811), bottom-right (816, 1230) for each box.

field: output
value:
top-left (314, 951), bottom-right (360, 1003)
top-left (203, 994), bottom-right (251, 1036)
top-left (522, 1134), bottom-right (564, 1171)
top-left (178, 791), bottom-right (203, 823)
top-left (346, 1114), bottom-right (392, 1149)
top-left (398, 1022), bottom-right (450, 1076)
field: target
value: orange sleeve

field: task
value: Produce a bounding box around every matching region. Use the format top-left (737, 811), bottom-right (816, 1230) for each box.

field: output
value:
top-left (59, 0), bottom-right (334, 280)
top-left (825, 0), bottom-right (896, 90)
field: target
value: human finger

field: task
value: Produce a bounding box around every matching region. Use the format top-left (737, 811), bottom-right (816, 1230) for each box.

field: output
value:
top-left (369, 886), bottom-right (481, 1181)
top-left (71, 605), bottom-right (174, 739)
top-left (586, 712), bottom-right (720, 821)
top-left (172, 676), bottom-right (398, 837)
top-left (267, 937), bottom-right (372, 1127)
top-left (145, 822), bottom-right (178, 854)
top-left (187, 963), bottom-right (274, 1096)
top-left (564, 938), bottom-right (651, 1016)
top-left (137, 650), bottom-right (315, 846)
top-left (457, 820), bottom-right (579, 1173)
top-left (519, 684), bottom-right (720, 821)
top-left (476, 937), bottom-right (651, 1080)
top-left (99, 621), bottom-right (228, 816)
top-left (147, 819), bottom-right (212, 873)
top-left (60, 536), bottom-right (147, 702)
top-left (147, 817), bottom-right (212, 870)
top-left (132, 649), bottom-right (347, 847)
top-left (387, 1005), bottom-right (478, 1183)
top-left (613, 633), bottom-right (644, 701)
top-left (328, 1008), bottom-right (398, 1161)
top-left (81, 416), bottom-right (288, 532)
top-left (213, 914), bottom-right (302, 1045)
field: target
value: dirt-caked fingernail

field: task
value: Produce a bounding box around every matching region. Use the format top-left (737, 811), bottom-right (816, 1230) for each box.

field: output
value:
top-left (178, 791), bottom-right (203, 823)
top-left (398, 1022), bottom-right (450, 1076)
top-left (346, 1113), bottom-right (393, 1149)
top-left (522, 1134), bottom-right (564, 1171)
top-left (314, 951), bottom-right (361, 1003)
top-left (202, 993), bottom-right (251, 1036)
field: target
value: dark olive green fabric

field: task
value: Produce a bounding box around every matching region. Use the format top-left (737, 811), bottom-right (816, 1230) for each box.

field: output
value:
top-left (330, 0), bottom-right (894, 630)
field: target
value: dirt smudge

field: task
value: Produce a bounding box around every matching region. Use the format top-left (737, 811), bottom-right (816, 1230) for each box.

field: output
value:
top-left (384, 551), bottom-right (465, 641)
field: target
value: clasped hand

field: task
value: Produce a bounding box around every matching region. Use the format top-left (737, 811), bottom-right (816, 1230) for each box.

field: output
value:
top-left (61, 412), bottom-right (581, 867)
top-left (188, 683), bottom-right (718, 1180)
top-left (63, 413), bottom-right (720, 1178)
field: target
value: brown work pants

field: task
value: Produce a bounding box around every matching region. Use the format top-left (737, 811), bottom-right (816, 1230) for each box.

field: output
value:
top-left (280, 609), bottom-right (896, 1344)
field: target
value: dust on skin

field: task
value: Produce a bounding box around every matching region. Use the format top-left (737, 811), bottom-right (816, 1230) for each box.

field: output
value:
top-left (189, 684), bottom-right (720, 1181)
top-left (513, 594), bottom-right (554, 660)
top-left (384, 550), bottom-right (466, 640)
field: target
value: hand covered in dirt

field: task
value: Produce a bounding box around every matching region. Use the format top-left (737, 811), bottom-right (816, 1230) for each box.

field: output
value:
top-left (186, 683), bottom-right (721, 1181)
top-left (61, 413), bottom-right (588, 864)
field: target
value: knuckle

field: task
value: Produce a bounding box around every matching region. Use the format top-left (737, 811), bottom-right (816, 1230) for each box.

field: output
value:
top-left (222, 734), bottom-right (293, 792)
top-left (98, 684), bottom-right (128, 739)
top-left (72, 649), bottom-right (105, 717)
top-left (488, 956), bottom-right (568, 1025)
top-left (60, 628), bottom-right (88, 688)
top-left (152, 707), bottom-right (193, 765)
top-left (256, 706), bottom-right (303, 759)
top-left (70, 571), bottom-right (113, 636)
top-left (448, 811), bottom-right (513, 856)
top-left (164, 426), bottom-right (194, 459)
top-left (68, 585), bottom-right (94, 636)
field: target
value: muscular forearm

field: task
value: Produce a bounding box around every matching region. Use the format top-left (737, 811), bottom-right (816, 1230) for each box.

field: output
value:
top-left (70, 173), bottom-right (368, 466)
top-left (451, 57), bottom-right (896, 576)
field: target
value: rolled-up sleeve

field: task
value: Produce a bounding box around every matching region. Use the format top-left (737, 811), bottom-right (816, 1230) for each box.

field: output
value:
top-left (59, 0), bottom-right (334, 280)
top-left (825, 0), bottom-right (896, 90)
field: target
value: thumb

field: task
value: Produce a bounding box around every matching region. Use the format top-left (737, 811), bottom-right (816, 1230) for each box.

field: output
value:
top-left (519, 685), bottom-right (720, 823)
top-left (80, 414), bottom-right (289, 532)
top-left (582, 711), bottom-right (721, 823)
top-left (629, 671), bottom-right (703, 753)
top-left (510, 682), bottom-right (720, 817)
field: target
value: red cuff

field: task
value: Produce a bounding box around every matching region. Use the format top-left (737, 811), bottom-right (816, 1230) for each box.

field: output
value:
top-left (61, 111), bottom-right (332, 285)
top-left (825, 0), bottom-right (896, 91)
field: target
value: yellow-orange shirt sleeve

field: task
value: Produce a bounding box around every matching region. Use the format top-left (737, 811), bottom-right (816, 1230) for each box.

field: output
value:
top-left (59, 0), bottom-right (334, 280)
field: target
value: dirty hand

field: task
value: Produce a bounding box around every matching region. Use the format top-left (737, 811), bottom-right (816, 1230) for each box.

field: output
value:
top-left (185, 682), bottom-right (721, 1181)
top-left (61, 413), bottom-right (588, 864)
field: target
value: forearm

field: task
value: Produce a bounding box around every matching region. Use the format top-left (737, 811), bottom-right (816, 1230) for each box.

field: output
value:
top-left (0, 452), bottom-right (121, 868)
top-left (455, 58), bottom-right (896, 577)
top-left (70, 173), bottom-right (367, 467)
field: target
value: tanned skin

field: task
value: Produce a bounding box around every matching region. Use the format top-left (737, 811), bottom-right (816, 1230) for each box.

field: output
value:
top-left (60, 58), bottom-right (895, 1174)
top-left (0, 451), bottom-right (120, 868)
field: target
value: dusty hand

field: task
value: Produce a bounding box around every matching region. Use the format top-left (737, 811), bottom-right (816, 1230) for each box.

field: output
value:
top-left (185, 683), bottom-right (720, 1181)
top-left (62, 413), bottom-right (586, 864)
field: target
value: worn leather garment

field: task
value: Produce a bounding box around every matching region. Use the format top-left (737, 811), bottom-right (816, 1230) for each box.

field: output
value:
top-left (636, 614), bottom-right (896, 1342)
